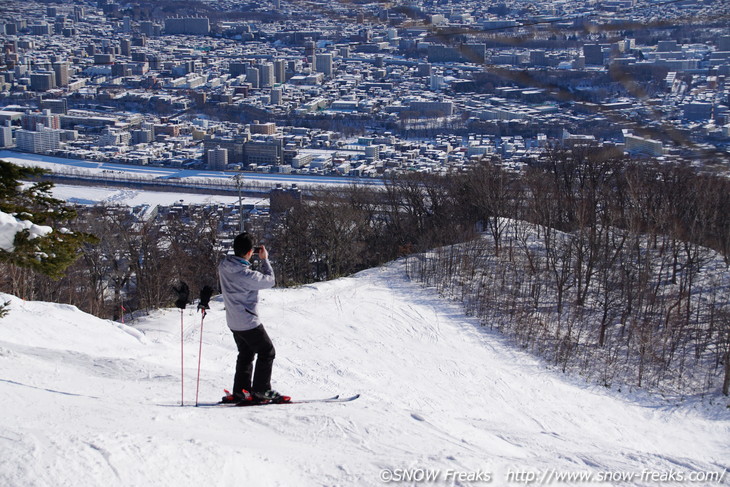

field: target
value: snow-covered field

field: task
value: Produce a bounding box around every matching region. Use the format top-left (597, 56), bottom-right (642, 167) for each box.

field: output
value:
top-left (0, 261), bottom-right (728, 487)
top-left (47, 183), bottom-right (255, 207)
top-left (0, 150), bottom-right (382, 189)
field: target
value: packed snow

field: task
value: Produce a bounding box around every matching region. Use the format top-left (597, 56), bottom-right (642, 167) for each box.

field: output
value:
top-left (0, 210), bottom-right (52, 252)
top-left (0, 261), bottom-right (728, 486)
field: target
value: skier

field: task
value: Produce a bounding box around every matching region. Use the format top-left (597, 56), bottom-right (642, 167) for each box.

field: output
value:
top-left (218, 232), bottom-right (286, 404)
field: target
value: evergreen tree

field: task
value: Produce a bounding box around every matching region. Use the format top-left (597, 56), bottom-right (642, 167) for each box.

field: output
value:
top-left (0, 160), bottom-right (93, 280)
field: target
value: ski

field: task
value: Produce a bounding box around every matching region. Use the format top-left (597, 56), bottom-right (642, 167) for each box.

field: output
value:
top-left (195, 394), bottom-right (360, 408)
top-left (248, 394), bottom-right (360, 406)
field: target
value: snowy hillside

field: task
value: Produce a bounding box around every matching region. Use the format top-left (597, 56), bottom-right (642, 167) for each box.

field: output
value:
top-left (0, 261), bottom-right (728, 487)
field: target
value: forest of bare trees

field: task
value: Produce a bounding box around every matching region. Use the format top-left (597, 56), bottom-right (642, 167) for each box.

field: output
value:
top-left (0, 204), bottom-right (223, 320)
top-left (268, 145), bottom-right (730, 397)
top-left (1, 146), bottom-right (728, 396)
top-left (401, 148), bottom-right (730, 398)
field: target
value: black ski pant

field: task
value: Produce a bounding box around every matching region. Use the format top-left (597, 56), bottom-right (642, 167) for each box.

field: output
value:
top-left (232, 325), bottom-right (275, 394)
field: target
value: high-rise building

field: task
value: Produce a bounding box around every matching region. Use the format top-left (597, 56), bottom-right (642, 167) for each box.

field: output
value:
top-left (120, 38), bottom-right (131, 56)
top-left (30, 71), bottom-right (56, 91)
top-left (15, 126), bottom-right (61, 153)
top-left (430, 74), bottom-right (445, 91)
top-left (271, 88), bottom-right (283, 105)
top-left (112, 63), bottom-right (131, 77)
top-left (583, 44), bottom-right (604, 65)
top-left (230, 62), bottom-right (248, 77)
top-left (207, 146), bottom-right (229, 170)
top-left (73, 6), bottom-right (85, 22)
top-left (259, 62), bottom-right (275, 87)
top-left (304, 41), bottom-right (316, 62)
top-left (365, 145), bottom-right (379, 160)
top-left (0, 122), bottom-right (13, 147)
top-left (140, 21), bottom-right (154, 36)
top-left (245, 138), bottom-right (283, 166)
top-left (246, 66), bottom-right (260, 88)
top-left (315, 53), bottom-right (333, 76)
top-left (131, 128), bottom-right (153, 144)
top-left (273, 59), bottom-right (286, 84)
top-left (30, 23), bottom-right (52, 36)
top-left (52, 61), bottom-right (70, 86)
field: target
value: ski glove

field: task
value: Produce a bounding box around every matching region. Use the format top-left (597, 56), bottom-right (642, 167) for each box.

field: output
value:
top-left (198, 285), bottom-right (213, 311)
top-left (173, 281), bottom-right (190, 309)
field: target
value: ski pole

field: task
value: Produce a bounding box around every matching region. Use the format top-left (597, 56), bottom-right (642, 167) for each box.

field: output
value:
top-left (172, 281), bottom-right (190, 407)
top-left (180, 308), bottom-right (185, 406)
top-left (195, 308), bottom-right (206, 407)
top-left (194, 286), bottom-right (213, 407)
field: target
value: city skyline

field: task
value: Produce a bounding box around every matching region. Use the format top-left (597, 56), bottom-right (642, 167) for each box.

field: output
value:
top-left (0, 0), bottom-right (728, 178)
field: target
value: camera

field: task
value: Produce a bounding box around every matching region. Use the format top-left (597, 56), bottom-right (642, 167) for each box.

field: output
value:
top-left (253, 246), bottom-right (262, 254)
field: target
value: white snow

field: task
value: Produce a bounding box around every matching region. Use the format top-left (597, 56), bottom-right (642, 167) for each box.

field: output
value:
top-left (0, 210), bottom-right (52, 252)
top-left (0, 261), bottom-right (728, 486)
top-left (0, 150), bottom-right (382, 189)
top-left (45, 183), bottom-right (257, 207)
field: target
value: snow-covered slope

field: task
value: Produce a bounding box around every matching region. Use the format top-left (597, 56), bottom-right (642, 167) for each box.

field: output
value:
top-left (1, 261), bottom-right (728, 487)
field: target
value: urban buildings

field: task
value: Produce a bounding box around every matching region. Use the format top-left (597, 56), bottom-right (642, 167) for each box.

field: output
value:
top-left (0, 0), bottom-right (727, 177)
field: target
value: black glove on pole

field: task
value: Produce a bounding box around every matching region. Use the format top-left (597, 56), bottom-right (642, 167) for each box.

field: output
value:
top-left (197, 285), bottom-right (213, 314)
top-left (173, 281), bottom-right (190, 310)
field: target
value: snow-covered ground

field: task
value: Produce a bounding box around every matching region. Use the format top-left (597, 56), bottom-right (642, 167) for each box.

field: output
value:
top-left (0, 261), bottom-right (728, 487)
top-left (46, 183), bottom-right (256, 207)
top-left (0, 150), bottom-right (383, 188)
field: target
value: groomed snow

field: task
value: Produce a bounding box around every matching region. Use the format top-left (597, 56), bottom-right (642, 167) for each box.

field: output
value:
top-left (0, 261), bottom-right (728, 486)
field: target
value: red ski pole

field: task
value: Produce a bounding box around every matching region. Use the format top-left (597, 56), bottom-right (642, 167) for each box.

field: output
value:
top-left (195, 309), bottom-right (206, 407)
top-left (173, 281), bottom-right (190, 407)
top-left (194, 286), bottom-right (213, 407)
top-left (180, 309), bottom-right (185, 406)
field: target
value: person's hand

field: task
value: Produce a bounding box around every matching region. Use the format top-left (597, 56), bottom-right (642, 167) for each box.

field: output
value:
top-left (258, 245), bottom-right (269, 260)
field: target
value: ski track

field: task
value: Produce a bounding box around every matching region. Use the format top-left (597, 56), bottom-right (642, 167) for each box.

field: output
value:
top-left (1, 261), bottom-right (729, 486)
